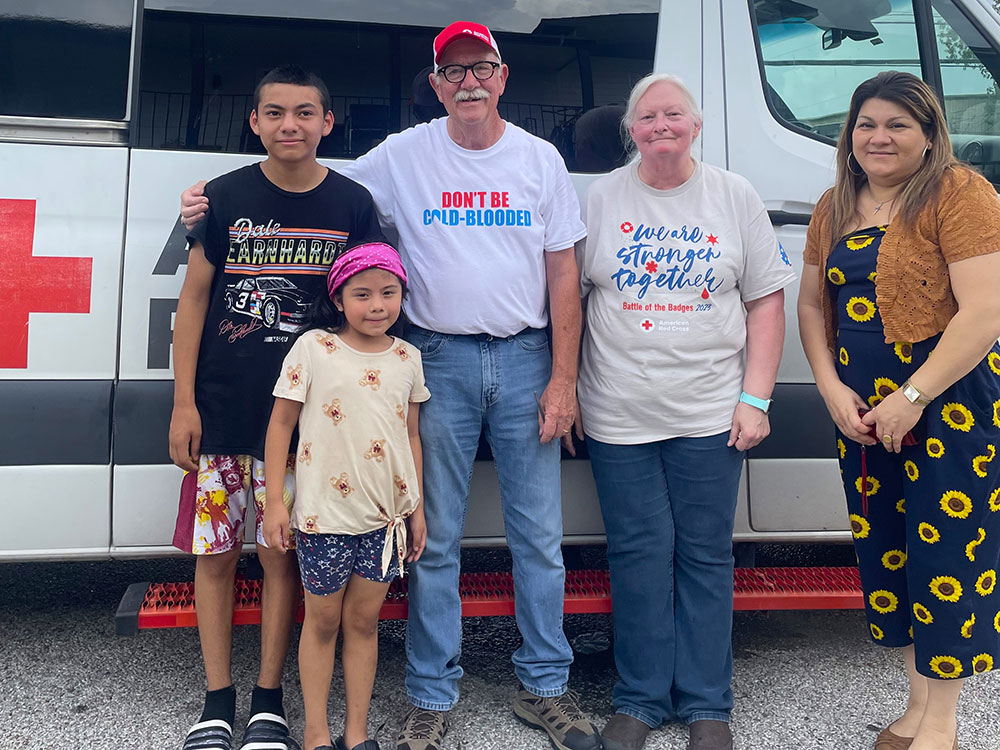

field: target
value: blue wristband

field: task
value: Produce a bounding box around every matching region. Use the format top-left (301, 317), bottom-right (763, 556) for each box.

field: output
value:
top-left (739, 391), bottom-right (772, 413)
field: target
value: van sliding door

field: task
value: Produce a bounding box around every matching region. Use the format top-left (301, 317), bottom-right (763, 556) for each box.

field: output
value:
top-left (120, 1), bottom-right (661, 551)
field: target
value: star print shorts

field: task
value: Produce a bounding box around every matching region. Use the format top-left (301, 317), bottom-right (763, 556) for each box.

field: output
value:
top-left (295, 526), bottom-right (399, 596)
top-left (172, 453), bottom-right (295, 555)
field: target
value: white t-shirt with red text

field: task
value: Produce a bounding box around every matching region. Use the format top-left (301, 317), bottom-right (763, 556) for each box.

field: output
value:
top-left (577, 160), bottom-right (796, 444)
top-left (341, 117), bottom-right (586, 336)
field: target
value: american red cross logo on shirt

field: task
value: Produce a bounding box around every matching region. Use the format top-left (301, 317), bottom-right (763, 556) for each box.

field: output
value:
top-left (0, 199), bottom-right (93, 368)
top-left (641, 319), bottom-right (653, 331)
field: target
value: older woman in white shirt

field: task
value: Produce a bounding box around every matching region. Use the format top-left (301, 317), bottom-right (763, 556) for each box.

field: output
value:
top-left (571, 73), bottom-right (794, 750)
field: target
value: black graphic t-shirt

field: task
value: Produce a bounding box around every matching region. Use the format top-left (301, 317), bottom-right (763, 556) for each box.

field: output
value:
top-left (187, 163), bottom-right (382, 459)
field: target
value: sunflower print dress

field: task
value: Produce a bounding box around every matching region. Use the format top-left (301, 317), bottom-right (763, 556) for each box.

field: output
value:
top-left (829, 225), bottom-right (1000, 680)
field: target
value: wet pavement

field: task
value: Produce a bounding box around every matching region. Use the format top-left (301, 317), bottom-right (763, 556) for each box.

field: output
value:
top-left (1, 548), bottom-right (997, 749)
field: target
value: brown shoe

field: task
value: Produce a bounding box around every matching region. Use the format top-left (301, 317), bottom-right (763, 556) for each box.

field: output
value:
top-left (687, 720), bottom-right (732, 750)
top-left (601, 713), bottom-right (650, 750)
top-left (395, 707), bottom-right (449, 750)
top-left (873, 726), bottom-right (958, 750)
top-left (512, 690), bottom-right (602, 750)
top-left (874, 726), bottom-right (913, 750)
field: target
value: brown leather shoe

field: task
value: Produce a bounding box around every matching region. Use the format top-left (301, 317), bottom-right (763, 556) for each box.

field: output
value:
top-left (600, 713), bottom-right (650, 750)
top-left (874, 726), bottom-right (913, 750)
top-left (874, 726), bottom-right (959, 750)
top-left (687, 720), bottom-right (732, 750)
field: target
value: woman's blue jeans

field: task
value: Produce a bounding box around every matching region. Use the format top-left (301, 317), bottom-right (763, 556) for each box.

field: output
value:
top-left (586, 432), bottom-right (744, 727)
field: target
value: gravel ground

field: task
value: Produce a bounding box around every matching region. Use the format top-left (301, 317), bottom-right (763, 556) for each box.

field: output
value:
top-left (1, 549), bottom-right (998, 749)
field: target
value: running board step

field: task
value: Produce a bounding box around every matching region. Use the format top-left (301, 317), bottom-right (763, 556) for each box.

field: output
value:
top-left (115, 566), bottom-right (863, 636)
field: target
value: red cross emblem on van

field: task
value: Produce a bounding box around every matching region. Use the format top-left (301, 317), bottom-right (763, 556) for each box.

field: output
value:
top-left (0, 199), bottom-right (93, 368)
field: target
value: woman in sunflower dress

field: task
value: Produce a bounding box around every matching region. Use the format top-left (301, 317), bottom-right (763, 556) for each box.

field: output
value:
top-left (798, 71), bottom-right (1000, 750)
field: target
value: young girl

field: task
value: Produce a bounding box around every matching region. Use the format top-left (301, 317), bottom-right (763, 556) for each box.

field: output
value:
top-left (263, 242), bottom-right (429, 750)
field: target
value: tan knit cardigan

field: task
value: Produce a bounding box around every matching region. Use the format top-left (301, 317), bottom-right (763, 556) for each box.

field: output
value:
top-left (804, 166), bottom-right (1000, 349)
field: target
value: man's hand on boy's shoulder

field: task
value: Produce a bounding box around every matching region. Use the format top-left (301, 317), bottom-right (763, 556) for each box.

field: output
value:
top-left (180, 180), bottom-right (209, 231)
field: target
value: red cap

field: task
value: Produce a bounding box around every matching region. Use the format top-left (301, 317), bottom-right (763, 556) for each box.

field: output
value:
top-left (433, 21), bottom-right (501, 67)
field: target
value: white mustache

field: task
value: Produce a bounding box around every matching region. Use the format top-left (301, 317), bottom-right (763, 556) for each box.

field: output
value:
top-left (453, 88), bottom-right (490, 102)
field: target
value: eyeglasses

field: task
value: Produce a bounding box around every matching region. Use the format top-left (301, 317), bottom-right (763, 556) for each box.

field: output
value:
top-left (436, 61), bottom-right (500, 84)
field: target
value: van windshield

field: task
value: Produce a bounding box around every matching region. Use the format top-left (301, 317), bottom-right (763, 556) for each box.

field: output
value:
top-left (754, 0), bottom-right (1000, 183)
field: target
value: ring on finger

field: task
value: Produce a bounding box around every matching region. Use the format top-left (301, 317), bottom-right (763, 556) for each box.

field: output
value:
top-left (882, 434), bottom-right (893, 443)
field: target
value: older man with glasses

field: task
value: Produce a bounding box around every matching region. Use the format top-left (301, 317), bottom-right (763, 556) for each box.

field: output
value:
top-left (360, 23), bottom-right (596, 750)
top-left (180, 18), bottom-right (597, 750)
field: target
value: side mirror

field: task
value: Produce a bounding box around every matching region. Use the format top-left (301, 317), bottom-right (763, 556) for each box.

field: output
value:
top-left (822, 28), bottom-right (844, 50)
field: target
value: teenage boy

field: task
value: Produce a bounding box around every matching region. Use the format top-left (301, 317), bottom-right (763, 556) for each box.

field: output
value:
top-left (169, 64), bottom-right (381, 750)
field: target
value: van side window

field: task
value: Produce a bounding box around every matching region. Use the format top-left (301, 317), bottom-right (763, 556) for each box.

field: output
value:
top-left (0, 1), bottom-right (133, 120)
top-left (752, 0), bottom-right (1000, 185)
top-left (136, 3), bottom-right (658, 172)
top-left (753, 2), bottom-right (922, 140)
top-left (932, 2), bottom-right (1000, 181)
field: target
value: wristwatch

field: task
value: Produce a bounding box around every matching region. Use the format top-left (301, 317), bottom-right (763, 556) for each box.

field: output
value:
top-left (739, 391), bottom-right (772, 414)
top-left (901, 380), bottom-right (932, 407)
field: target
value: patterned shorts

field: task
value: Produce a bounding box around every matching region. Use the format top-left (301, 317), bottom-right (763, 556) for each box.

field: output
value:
top-left (172, 454), bottom-right (295, 555)
top-left (295, 526), bottom-right (399, 596)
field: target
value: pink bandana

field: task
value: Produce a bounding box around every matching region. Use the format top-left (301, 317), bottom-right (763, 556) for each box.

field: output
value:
top-left (327, 242), bottom-right (408, 298)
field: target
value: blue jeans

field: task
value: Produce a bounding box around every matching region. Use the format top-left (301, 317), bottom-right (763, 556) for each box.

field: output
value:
top-left (404, 327), bottom-right (572, 710)
top-left (586, 433), bottom-right (743, 727)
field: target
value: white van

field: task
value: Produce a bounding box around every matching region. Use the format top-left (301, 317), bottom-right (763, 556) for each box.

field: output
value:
top-left (2, 0), bottom-right (999, 561)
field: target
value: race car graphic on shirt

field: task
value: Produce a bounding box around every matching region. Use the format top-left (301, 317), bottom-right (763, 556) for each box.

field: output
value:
top-left (223, 276), bottom-right (311, 331)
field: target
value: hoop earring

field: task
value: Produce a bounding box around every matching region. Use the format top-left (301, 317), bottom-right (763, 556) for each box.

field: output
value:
top-left (923, 143), bottom-right (931, 157)
top-left (847, 152), bottom-right (864, 177)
